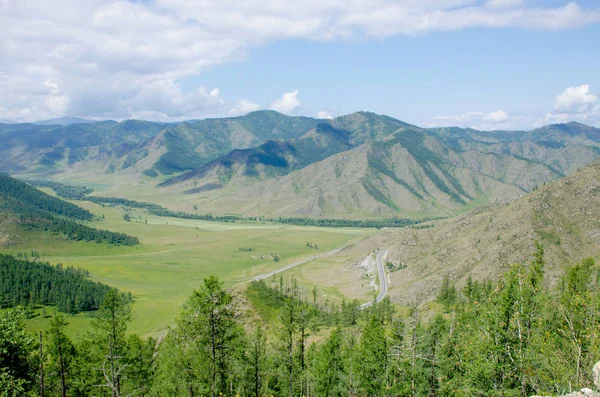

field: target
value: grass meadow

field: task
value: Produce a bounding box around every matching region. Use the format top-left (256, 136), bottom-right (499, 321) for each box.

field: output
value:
top-left (2, 199), bottom-right (375, 337)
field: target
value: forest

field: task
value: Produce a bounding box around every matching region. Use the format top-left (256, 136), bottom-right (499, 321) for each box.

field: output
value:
top-left (0, 176), bottom-right (139, 246)
top-left (0, 254), bottom-right (118, 314)
top-left (1, 244), bottom-right (599, 397)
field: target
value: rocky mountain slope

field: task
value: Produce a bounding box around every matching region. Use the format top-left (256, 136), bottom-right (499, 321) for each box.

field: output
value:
top-left (2, 110), bottom-right (600, 219)
top-left (369, 159), bottom-right (600, 305)
top-left (160, 117), bottom-right (597, 219)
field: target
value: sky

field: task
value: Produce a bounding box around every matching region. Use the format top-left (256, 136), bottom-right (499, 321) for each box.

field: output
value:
top-left (1, 0), bottom-right (599, 130)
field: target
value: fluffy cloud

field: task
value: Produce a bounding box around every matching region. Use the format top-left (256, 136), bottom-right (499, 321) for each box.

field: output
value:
top-left (534, 84), bottom-right (599, 127)
top-left (270, 91), bottom-right (301, 114)
top-left (1, 1), bottom-right (600, 121)
top-left (554, 84), bottom-right (598, 114)
top-left (317, 110), bottom-right (333, 119)
top-left (228, 99), bottom-right (261, 116)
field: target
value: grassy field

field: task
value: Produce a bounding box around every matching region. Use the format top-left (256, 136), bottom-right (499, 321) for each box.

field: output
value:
top-left (2, 199), bottom-right (375, 337)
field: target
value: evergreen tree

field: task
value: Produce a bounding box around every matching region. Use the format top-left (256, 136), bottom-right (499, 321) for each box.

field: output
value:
top-left (45, 315), bottom-right (75, 397)
top-left (358, 315), bottom-right (388, 396)
top-left (314, 326), bottom-right (346, 397)
top-left (176, 276), bottom-right (242, 397)
top-left (0, 307), bottom-right (36, 397)
top-left (92, 289), bottom-right (132, 397)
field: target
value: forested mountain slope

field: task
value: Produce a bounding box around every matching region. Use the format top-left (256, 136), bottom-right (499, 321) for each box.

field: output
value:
top-left (0, 175), bottom-right (138, 246)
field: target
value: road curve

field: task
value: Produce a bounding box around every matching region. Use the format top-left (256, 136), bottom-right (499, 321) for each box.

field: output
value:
top-left (250, 246), bottom-right (345, 282)
top-left (249, 246), bottom-right (389, 308)
top-left (362, 249), bottom-right (389, 308)
top-left (374, 249), bottom-right (389, 302)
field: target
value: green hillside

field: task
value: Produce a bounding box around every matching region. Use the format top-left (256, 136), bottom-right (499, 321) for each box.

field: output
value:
top-left (0, 175), bottom-right (139, 246)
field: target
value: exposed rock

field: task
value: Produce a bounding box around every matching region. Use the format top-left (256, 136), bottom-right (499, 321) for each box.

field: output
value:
top-left (594, 361), bottom-right (600, 389)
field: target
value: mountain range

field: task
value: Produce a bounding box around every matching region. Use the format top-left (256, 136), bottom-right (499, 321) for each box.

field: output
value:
top-left (1, 110), bottom-right (600, 219)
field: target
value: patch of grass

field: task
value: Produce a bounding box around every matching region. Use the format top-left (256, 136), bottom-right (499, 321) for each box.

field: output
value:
top-left (1, 200), bottom-right (373, 337)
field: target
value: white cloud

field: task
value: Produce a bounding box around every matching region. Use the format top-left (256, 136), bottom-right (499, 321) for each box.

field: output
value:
top-left (228, 99), bottom-right (260, 116)
top-left (270, 90), bottom-right (301, 114)
top-left (430, 110), bottom-right (511, 129)
top-left (317, 110), bottom-right (333, 119)
top-left (554, 84), bottom-right (598, 114)
top-left (485, 0), bottom-right (525, 9)
top-left (533, 84), bottom-right (600, 127)
top-left (482, 110), bottom-right (508, 123)
top-left (1, 1), bottom-right (600, 121)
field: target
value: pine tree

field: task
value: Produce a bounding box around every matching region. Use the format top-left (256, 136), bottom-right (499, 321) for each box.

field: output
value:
top-left (358, 315), bottom-right (388, 396)
top-left (93, 289), bottom-right (132, 397)
top-left (46, 315), bottom-right (75, 397)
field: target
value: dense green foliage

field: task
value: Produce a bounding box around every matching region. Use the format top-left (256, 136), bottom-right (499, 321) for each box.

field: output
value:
top-left (23, 180), bottom-right (93, 200)
top-left (0, 307), bottom-right (35, 396)
top-left (0, 175), bottom-right (92, 220)
top-left (18, 214), bottom-right (140, 245)
top-left (3, 244), bottom-right (600, 396)
top-left (0, 176), bottom-right (139, 245)
top-left (0, 254), bottom-right (113, 314)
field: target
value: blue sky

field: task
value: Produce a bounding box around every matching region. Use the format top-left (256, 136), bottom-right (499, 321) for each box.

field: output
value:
top-left (1, 0), bottom-right (599, 129)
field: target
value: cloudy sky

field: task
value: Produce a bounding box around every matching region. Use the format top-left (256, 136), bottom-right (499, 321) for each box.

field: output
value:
top-left (1, 0), bottom-right (599, 129)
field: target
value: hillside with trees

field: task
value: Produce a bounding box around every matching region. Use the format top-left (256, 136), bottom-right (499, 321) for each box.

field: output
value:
top-left (0, 254), bottom-right (115, 314)
top-left (1, 246), bottom-right (599, 396)
top-left (0, 174), bottom-right (139, 246)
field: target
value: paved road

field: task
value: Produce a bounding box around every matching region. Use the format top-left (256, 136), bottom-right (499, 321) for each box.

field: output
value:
top-left (250, 246), bottom-right (345, 281)
top-left (250, 246), bottom-right (389, 309)
top-left (362, 249), bottom-right (389, 308)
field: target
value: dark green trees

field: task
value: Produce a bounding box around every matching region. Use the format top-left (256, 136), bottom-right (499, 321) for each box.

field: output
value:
top-left (93, 289), bottom-right (132, 397)
top-left (45, 315), bottom-right (75, 397)
top-left (153, 276), bottom-right (243, 397)
top-left (0, 308), bottom-right (35, 396)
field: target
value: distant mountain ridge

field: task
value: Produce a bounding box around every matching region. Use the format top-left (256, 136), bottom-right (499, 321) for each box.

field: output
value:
top-left (1, 110), bottom-right (600, 219)
top-left (33, 116), bottom-right (100, 126)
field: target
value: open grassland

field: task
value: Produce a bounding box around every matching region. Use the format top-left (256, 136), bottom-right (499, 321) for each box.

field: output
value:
top-left (1, 199), bottom-right (375, 337)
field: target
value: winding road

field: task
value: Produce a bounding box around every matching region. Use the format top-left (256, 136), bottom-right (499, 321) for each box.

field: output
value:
top-left (362, 249), bottom-right (389, 308)
top-left (250, 246), bottom-right (389, 308)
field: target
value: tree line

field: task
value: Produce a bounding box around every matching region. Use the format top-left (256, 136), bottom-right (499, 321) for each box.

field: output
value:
top-left (1, 176), bottom-right (139, 246)
top-left (18, 214), bottom-right (140, 246)
top-left (23, 180), bottom-right (93, 201)
top-left (3, 243), bottom-right (599, 396)
top-left (1, 175), bottom-right (92, 221)
top-left (23, 179), bottom-right (438, 229)
top-left (0, 254), bottom-right (121, 314)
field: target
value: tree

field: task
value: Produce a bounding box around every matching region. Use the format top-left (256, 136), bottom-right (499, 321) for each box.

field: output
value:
top-left (0, 307), bottom-right (36, 396)
top-left (315, 326), bottom-right (346, 397)
top-left (177, 276), bottom-right (242, 397)
top-left (358, 315), bottom-right (388, 396)
top-left (247, 325), bottom-right (267, 397)
top-left (278, 296), bottom-right (299, 397)
top-left (93, 289), bottom-right (132, 397)
top-left (437, 275), bottom-right (457, 309)
top-left (46, 315), bottom-right (75, 397)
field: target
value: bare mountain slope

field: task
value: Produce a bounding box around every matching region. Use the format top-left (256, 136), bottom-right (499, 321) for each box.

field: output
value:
top-left (161, 128), bottom-right (560, 219)
top-left (376, 160), bottom-right (600, 305)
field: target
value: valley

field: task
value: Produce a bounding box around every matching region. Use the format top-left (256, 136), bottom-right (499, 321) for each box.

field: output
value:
top-left (1, 193), bottom-right (374, 336)
top-left (3, 111), bottom-right (600, 338)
